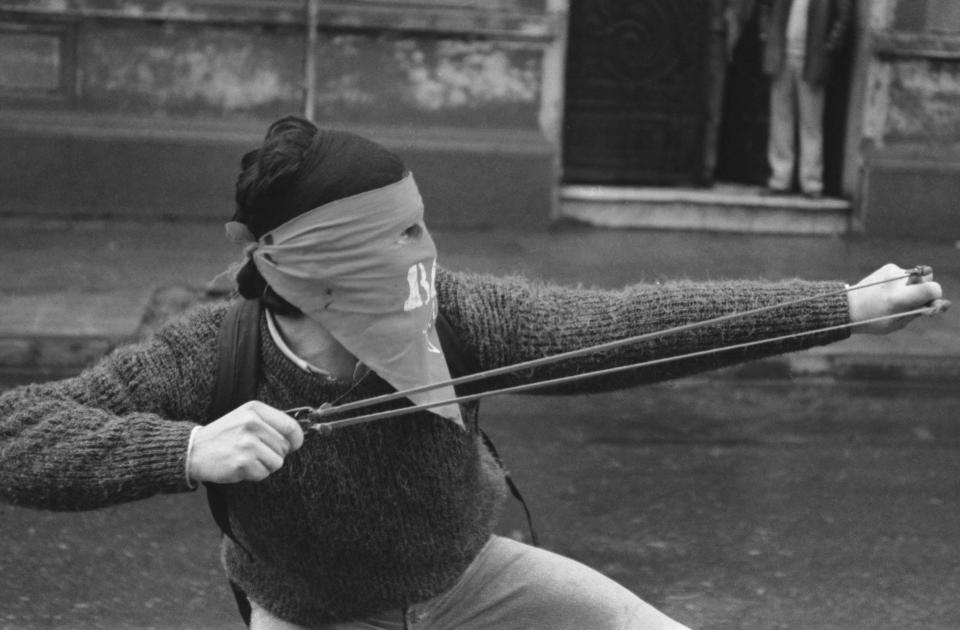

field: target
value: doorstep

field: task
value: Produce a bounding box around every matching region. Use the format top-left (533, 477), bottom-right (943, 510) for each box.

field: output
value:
top-left (559, 183), bottom-right (852, 235)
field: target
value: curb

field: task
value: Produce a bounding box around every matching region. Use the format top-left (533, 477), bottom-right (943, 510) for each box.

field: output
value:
top-left (715, 353), bottom-right (960, 384)
top-left (0, 284), bottom-right (220, 386)
top-left (3, 287), bottom-right (957, 388)
top-left (0, 334), bottom-right (126, 386)
top-left (3, 333), bottom-right (958, 388)
top-left (0, 334), bottom-right (121, 372)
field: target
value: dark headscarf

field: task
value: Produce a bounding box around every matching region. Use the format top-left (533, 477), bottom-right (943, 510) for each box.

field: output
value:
top-left (232, 117), bottom-right (406, 239)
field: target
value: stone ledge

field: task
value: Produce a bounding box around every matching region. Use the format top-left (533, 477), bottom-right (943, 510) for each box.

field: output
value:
top-left (0, 0), bottom-right (560, 41)
top-left (0, 111), bottom-right (557, 227)
top-left (0, 109), bottom-right (554, 156)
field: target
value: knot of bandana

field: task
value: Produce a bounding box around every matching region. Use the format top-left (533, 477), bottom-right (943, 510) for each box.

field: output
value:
top-left (225, 174), bottom-right (463, 428)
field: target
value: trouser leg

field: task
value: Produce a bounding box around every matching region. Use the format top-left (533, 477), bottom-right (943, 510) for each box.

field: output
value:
top-left (409, 536), bottom-right (693, 630)
top-left (766, 58), bottom-right (798, 191)
top-left (250, 536), bottom-right (694, 630)
top-left (797, 77), bottom-right (826, 195)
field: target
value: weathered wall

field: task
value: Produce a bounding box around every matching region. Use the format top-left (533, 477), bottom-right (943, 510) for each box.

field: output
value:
top-left (70, 23), bottom-right (544, 127)
top-left (883, 60), bottom-right (960, 146)
top-left (78, 22), bottom-right (303, 118)
top-left (0, 0), bottom-right (563, 227)
top-left (309, 36), bottom-right (542, 127)
top-left (855, 0), bottom-right (960, 239)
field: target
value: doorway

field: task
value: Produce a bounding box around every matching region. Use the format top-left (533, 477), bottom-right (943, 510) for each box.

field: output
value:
top-left (715, 5), bottom-right (852, 194)
top-left (561, 0), bottom-right (721, 187)
top-left (562, 0), bottom-right (852, 196)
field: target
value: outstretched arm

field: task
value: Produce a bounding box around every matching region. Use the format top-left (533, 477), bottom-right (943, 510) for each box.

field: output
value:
top-left (436, 264), bottom-right (943, 394)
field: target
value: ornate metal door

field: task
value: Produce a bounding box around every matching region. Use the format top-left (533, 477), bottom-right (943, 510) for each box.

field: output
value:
top-left (563, 0), bottom-right (719, 186)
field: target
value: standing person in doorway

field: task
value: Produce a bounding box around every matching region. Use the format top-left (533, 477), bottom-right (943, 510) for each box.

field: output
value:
top-left (0, 115), bottom-right (944, 630)
top-left (724, 0), bottom-right (758, 61)
top-left (760, 0), bottom-right (852, 198)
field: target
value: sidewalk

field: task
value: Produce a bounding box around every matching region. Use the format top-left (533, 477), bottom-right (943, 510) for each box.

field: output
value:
top-left (1, 215), bottom-right (957, 384)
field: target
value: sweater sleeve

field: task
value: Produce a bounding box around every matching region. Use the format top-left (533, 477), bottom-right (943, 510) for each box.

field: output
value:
top-left (436, 268), bottom-right (851, 393)
top-left (0, 304), bottom-right (223, 511)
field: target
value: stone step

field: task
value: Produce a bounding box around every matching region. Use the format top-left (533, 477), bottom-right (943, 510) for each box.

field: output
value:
top-left (560, 183), bottom-right (851, 235)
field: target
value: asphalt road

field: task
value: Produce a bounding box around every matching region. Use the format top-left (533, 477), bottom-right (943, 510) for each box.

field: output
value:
top-left (2, 379), bottom-right (959, 630)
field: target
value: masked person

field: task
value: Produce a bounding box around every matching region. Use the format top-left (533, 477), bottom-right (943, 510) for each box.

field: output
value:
top-left (0, 116), bottom-right (943, 630)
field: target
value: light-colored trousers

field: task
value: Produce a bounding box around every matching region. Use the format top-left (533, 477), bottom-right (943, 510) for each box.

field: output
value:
top-left (767, 53), bottom-right (826, 195)
top-left (250, 535), bottom-right (693, 630)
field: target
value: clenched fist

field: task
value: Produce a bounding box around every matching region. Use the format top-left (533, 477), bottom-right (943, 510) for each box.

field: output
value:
top-left (188, 401), bottom-right (304, 484)
top-left (848, 264), bottom-right (945, 334)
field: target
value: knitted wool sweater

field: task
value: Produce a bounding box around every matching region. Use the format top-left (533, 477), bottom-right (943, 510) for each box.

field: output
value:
top-left (0, 268), bottom-right (851, 624)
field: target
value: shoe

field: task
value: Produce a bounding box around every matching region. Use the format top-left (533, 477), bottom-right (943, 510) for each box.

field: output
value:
top-left (803, 190), bottom-right (823, 200)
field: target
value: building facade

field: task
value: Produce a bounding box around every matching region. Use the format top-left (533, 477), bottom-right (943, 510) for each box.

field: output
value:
top-left (0, 0), bottom-right (565, 228)
top-left (0, 0), bottom-right (957, 240)
top-left (853, 0), bottom-right (960, 238)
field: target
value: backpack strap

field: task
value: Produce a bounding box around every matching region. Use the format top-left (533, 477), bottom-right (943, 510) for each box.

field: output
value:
top-left (435, 312), bottom-right (539, 546)
top-left (209, 298), bottom-right (263, 419)
top-left (207, 298), bottom-right (263, 627)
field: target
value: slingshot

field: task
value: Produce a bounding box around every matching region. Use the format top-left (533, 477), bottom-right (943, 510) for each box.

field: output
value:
top-left (285, 266), bottom-right (948, 435)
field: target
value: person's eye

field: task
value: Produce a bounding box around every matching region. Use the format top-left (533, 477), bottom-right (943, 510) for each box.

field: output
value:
top-left (400, 224), bottom-right (423, 240)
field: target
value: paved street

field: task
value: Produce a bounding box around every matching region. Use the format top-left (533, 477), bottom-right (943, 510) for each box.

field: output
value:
top-left (1, 215), bottom-right (957, 628)
top-left (2, 379), bottom-right (959, 630)
top-left (2, 2), bottom-right (960, 624)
